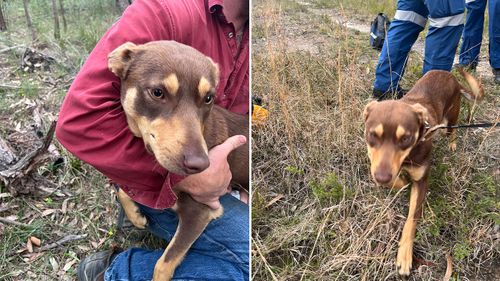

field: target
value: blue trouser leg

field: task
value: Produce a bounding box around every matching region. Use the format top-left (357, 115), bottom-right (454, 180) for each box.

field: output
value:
top-left (373, 20), bottom-right (424, 92)
top-left (373, 0), bottom-right (428, 92)
top-left (459, 0), bottom-right (487, 65)
top-left (104, 194), bottom-right (249, 281)
top-left (490, 0), bottom-right (500, 69)
top-left (423, 25), bottom-right (464, 72)
top-left (423, 0), bottom-right (465, 73)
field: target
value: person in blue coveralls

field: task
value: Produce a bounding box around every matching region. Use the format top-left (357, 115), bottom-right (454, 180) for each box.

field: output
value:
top-left (372, 0), bottom-right (466, 100)
top-left (457, 0), bottom-right (500, 84)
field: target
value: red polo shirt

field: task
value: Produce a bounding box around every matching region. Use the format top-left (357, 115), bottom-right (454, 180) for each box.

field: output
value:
top-left (56, 0), bottom-right (249, 209)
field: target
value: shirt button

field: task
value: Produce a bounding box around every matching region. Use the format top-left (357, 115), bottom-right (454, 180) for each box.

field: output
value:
top-left (228, 32), bottom-right (234, 38)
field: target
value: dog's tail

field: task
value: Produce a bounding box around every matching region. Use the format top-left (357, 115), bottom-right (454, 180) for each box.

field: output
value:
top-left (457, 67), bottom-right (484, 102)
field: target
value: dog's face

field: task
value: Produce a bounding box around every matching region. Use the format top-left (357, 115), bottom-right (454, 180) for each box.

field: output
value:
top-left (108, 41), bottom-right (220, 175)
top-left (363, 100), bottom-right (428, 186)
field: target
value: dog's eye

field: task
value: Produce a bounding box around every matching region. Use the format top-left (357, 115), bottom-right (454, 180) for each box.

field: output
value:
top-left (366, 131), bottom-right (378, 146)
top-left (368, 131), bottom-right (378, 140)
top-left (400, 135), bottom-right (412, 144)
top-left (204, 94), bottom-right (214, 104)
top-left (151, 88), bottom-right (164, 99)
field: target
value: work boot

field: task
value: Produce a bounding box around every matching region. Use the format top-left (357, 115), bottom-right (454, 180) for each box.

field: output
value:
top-left (372, 87), bottom-right (407, 101)
top-left (493, 68), bottom-right (500, 84)
top-left (77, 248), bottom-right (123, 281)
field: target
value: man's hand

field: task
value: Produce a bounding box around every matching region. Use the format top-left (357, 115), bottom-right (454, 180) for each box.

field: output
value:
top-left (176, 135), bottom-right (247, 209)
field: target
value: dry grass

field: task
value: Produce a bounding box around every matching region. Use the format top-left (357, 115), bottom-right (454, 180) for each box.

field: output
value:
top-left (251, 1), bottom-right (499, 280)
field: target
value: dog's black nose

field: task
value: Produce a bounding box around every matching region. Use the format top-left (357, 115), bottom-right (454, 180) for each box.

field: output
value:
top-left (374, 171), bottom-right (392, 184)
top-left (183, 154), bottom-right (209, 174)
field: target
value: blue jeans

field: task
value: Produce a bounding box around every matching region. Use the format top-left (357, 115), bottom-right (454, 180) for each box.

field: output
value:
top-left (104, 194), bottom-right (249, 281)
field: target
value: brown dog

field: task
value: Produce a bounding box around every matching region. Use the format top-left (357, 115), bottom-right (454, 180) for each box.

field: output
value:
top-left (107, 40), bottom-right (249, 281)
top-left (363, 69), bottom-right (483, 276)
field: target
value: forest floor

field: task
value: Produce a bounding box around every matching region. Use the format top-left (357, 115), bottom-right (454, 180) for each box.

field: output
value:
top-left (0, 1), bottom-right (164, 280)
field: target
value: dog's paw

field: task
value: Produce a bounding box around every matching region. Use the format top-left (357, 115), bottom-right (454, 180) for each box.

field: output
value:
top-left (396, 242), bottom-right (413, 276)
top-left (448, 142), bottom-right (457, 152)
top-left (153, 259), bottom-right (174, 281)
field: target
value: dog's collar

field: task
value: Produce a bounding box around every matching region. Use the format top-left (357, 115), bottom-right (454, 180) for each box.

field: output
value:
top-left (420, 121), bottom-right (450, 142)
top-left (417, 121), bottom-right (431, 143)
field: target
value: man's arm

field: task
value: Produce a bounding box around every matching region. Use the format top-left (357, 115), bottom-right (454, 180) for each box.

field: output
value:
top-left (56, 0), bottom-right (181, 205)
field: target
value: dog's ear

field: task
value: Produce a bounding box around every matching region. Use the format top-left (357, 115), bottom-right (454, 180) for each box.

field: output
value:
top-left (363, 100), bottom-right (378, 121)
top-left (108, 42), bottom-right (138, 79)
top-left (207, 57), bottom-right (220, 87)
top-left (411, 103), bottom-right (429, 124)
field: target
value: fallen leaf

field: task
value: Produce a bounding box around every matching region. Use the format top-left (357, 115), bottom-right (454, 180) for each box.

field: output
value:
top-left (41, 209), bottom-right (57, 217)
top-left (30, 236), bottom-right (41, 247)
top-left (49, 257), bottom-right (59, 272)
top-left (26, 238), bottom-right (33, 253)
top-left (69, 217), bottom-right (78, 227)
top-left (265, 194), bottom-right (285, 208)
top-left (0, 193), bottom-right (13, 199)
top-left (38, 186), bottom-right (57, 194)
top-left (25, 252), bottom-right (44, 262)
top-left (443, 253), bottom-right (452, 281)
top-left (5, 215), bottom-right (18, 221)
top-left (16, 248), bottom-right (26, 254)
top-left (61, 198), bottom-right (70, 214)
top-left (62, 259), bottom-right (77, 271)
top-left (97, 238), bottom-right (106, 248)
top-left (77, 245), bottom-right (91, 252)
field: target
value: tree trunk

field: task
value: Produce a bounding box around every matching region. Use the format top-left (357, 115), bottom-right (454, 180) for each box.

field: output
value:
top-left (51, 0), bottom-right (60, 39)
top-left (0, 2), bottom-right (7, 31)
top-left (23, 0), bottom-right (37, 41)
top-left (58, 0), bottom-right (67, 32)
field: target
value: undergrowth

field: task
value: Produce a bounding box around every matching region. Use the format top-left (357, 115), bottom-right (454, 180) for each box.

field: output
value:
top-left (251, 1), bottom-right (499, 280)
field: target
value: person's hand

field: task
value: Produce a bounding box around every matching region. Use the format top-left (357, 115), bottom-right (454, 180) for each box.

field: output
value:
top-left (176, 135), bottom-right (247, 209)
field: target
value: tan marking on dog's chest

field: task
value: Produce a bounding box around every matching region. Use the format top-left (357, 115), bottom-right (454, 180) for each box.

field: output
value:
top-left (164, 73), bottom-right (179, 95)
top-left (404, 165), bottom-right (427, 181)
top-left (198, 77), bottom-right (211, 98)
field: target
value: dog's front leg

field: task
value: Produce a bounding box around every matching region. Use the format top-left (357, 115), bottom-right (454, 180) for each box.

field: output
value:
top-left (396, 177), bottom-right (428, 276)
top-left (153, 192), bottom-right (223, 281)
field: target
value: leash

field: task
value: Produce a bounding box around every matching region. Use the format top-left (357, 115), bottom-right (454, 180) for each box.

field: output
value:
top-left (421, 121), bottom-right (499, 141)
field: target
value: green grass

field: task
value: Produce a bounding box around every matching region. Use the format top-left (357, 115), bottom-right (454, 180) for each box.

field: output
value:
top-left (310, 172), bottom-right (353, 205)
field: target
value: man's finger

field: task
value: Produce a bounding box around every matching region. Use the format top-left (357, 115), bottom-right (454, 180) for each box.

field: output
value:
top-left (209, 135), bottom-right (247, 157)
top-left (192, 195), bottom-right (222, 210)
top-left (206, 200), bottom-right (221, 210)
